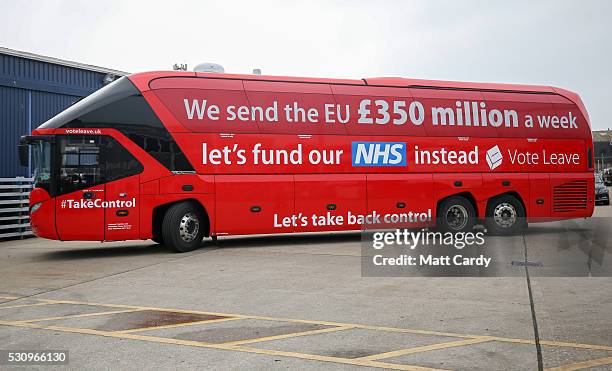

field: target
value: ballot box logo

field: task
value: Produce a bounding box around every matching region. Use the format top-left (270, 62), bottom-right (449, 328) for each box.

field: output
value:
top-left (486, 145), bottom-right (503, 170)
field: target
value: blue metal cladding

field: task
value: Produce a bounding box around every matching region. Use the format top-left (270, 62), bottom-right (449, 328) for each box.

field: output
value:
top-left (0, 86), bottom-right (27, 177)
top-left (0, 52), bottom-right (109, 177)
top-left (31, 91), bottom-right (80, 127)
top-left (0, 53), bottom-right (105, 96)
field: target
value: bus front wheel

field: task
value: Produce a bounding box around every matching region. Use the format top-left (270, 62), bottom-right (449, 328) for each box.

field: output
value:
top-left (162, 201), bottom-right (205, 253)
top-left (437, 196), bottom-right (476, 233)
top-left (485, 195), bottom-right (525, 235)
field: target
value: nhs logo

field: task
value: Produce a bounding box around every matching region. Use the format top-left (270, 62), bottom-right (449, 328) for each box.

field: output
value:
top-left (351, 142), bottom-right (407, 166)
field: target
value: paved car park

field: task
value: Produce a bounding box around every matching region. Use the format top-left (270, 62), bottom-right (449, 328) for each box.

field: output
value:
top-left (1, 205), bottom-right (611, 370)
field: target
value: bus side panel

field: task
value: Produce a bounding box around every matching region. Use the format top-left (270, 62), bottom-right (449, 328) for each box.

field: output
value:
top-left (294, 174), bottom-right (366, 232)
top-left (55, 187), bottom-right (105, 241)
top-left (528, 174), bottom-right (551, 222)
top-left (366, 174), bottom-right (434, 228)
top-left (215, 175), bottom-right (294, 235)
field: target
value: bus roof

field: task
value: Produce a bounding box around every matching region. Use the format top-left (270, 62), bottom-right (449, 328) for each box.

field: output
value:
top-left (128, 71), bottom-right (562, 95)
top-left (127, 71), bottom-right (589, 127)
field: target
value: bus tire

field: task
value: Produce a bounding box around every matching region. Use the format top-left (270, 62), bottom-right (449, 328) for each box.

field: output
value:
top-left (485, 195), bottom-right (525, 235)
top-left (162, 201), bottom-right (204, 252)
top-left (437, 196), bottom-right (475, 233)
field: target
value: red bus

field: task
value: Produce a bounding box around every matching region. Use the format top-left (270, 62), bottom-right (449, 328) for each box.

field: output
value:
top-left (19, 71), bottom-right (594, 252)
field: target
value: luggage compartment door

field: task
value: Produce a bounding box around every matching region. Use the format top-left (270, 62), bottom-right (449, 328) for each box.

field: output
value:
top-left (215, 175), bottom-right (294, 235)
top-left (294, 174), bottom-right (366, 232)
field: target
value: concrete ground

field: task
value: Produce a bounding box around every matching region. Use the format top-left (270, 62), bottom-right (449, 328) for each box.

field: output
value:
top-left (0, 206), bottom-right (611, 370)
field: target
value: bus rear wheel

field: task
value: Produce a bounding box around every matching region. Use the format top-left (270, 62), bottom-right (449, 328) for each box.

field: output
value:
top-left (162, 201), bottom-right (205, 252)
top-left (437, 196), bottom-right (476, 233)
top-left (486, 195), bottom-right (525, 235)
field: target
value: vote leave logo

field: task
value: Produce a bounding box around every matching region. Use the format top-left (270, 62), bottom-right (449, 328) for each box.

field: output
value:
top-left (486, 145), bottom-right (503, 170)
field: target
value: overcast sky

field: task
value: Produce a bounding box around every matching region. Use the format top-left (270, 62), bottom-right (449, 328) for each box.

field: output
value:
top-left (1, 0), bottom-right (611, 129)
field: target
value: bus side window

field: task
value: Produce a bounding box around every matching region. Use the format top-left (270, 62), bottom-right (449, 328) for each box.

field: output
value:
top-left (58, 135), bottom-right (143, 195)
top-left (101, 137), bottom-right (143, 182)
top-left (59, 135), bottom-right (102, 195)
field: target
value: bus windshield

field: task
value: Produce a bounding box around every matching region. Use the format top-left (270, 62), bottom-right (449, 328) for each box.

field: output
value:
top-left (32, 139), bottom-right (52, 192)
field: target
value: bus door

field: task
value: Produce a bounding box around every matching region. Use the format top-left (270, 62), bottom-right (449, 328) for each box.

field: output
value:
top-left (55, 135), bottom-right (143, 241)
top-left (55, 135), bottom-right (105, 240)
top-left (102, 137), bottom-right (143, 241)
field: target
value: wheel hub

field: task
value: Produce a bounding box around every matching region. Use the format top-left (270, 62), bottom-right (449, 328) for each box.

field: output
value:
top-left (179, 212), bottom-right (200, 243)
top-left (446, 205), bottom-right (468, 231)
top-left (493, 203), bottom-right (517, 228)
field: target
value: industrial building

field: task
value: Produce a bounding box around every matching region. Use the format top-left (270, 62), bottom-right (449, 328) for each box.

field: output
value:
top-left (593, 130), bottom-right (612, 171)
top-left (0, 47), bottom-right (126, 177)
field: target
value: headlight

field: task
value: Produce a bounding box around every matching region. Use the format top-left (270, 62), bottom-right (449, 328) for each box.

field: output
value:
top-left (30, 202), bottom-right (42, 213)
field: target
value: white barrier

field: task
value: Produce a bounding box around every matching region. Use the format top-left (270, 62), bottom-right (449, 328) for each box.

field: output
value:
top-left (0, 177), bottom-right (33, 239)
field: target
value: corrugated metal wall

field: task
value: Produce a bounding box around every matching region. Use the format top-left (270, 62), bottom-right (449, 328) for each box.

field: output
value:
top-left (0, 53), bottom-right (105, 96)
top-left (0, 53), bottom-right (108, 177)
top-left (31, 91), bottom-right (81, 126)
top-left (0, 86), bottom-right (27, 177)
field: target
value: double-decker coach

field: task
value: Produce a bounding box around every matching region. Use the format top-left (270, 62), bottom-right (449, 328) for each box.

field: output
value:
top-left (19, 71), bottom-right (594, 252)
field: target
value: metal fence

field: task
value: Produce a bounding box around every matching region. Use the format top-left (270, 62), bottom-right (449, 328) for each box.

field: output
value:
top-left (0, 177), bottom-right (33, 239)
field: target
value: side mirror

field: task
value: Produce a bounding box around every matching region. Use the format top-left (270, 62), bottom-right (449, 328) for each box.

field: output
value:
top-left (18, 143), bottom-right (29, 167)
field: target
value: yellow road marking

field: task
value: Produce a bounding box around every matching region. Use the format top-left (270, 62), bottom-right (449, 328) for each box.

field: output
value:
top-left (0, 296), bottom-right (20, 300)
top-left (222, 325), bottom-right (354, 346)
top-left (538, 339), bottom-right (612, 351)
top-left (0, 302), bottom-right (54, 310)
top-left (35, 299), bottom-right (128, 309)
top-left (487, 336), bottom-right (612, 352)
top-left (23, 308), bottom-right (145, 323)
top-left (545, 356), bottom-right (612, 371)
top-left (358, 337), bottom-right (494, 361)
top-left (230, 344), bottom-right (445, 371)
top-left (33, 299), bottom-right (475, 338)
top-left (23, 298), bottom-right (612, 352)
top-left (0, 320), bottom-right (444, 371)
top-left (349, 324), bottom-right (475, 339)
top-left (117, 317), bottom-right (244, 334)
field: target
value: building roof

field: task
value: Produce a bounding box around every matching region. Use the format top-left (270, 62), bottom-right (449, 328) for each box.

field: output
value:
top-left (593, 130), bottom-right (612, 141)
top-left (0, 46), bottom-right (128, 76)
